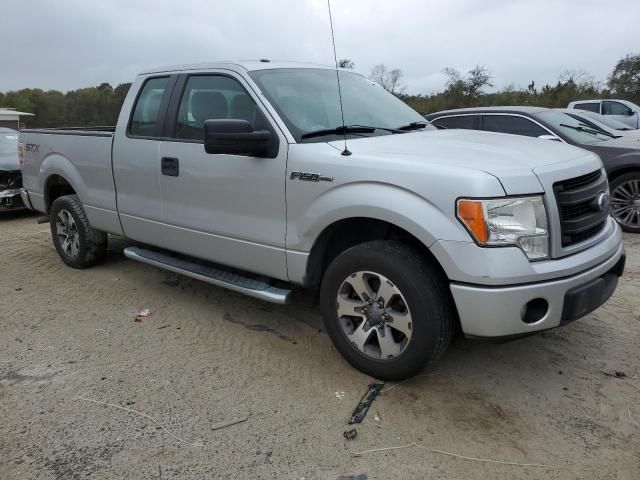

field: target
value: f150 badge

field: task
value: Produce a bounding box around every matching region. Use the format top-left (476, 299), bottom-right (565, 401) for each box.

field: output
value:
top-left (290, 171), bottom-right (333, 182)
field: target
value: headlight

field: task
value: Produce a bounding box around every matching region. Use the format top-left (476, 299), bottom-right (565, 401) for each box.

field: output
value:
top-left (457, 196), bottom-right (549, 260)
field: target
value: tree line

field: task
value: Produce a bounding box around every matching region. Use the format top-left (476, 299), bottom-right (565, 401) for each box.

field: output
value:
top-left (0, 83), bottom-right (130, 128)
top-left (1, 53), bottom-right (639, 128)
top-left (347, 53), bottom-right (640, 114)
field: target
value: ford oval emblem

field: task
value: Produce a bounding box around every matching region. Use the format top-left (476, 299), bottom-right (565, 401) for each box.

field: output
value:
top-left (594, 191), bottom-right (610, 213)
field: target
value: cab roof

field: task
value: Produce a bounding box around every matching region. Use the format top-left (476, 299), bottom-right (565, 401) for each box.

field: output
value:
top-left (140, 60), bottom-right (338, 75)
top-left (428, 106), bottom-right (550, 116)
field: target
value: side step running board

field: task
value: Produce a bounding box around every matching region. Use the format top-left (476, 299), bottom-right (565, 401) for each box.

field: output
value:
top-left (123, 246), bottom-right (291, 304)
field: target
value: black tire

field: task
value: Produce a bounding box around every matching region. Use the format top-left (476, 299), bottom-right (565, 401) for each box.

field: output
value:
top-left (610, 172), bottom-right (640, 233)
top-left (49, 194), bottom-right (107, 269)
top-left (320, 240), bottom-right (455, 380)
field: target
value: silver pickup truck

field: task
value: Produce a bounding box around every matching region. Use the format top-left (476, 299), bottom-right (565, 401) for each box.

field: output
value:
top-left (19, 61), bottom-right (625, 379)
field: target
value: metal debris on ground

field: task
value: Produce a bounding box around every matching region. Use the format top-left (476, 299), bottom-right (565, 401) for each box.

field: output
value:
top-left (210, 416), bottom-right (249, 431)
top-left (343, 429), bottom-right (357, 440)
top-left (349, 382), bottom-right (384, 425)
top-left (134, 308), bottom-right (153, 322)
top-left (335, 391), bottom-right (345, 399)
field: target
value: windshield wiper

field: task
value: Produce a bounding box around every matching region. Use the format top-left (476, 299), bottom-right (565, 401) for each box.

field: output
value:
top-left (301, 125), bottom-right (374, 139)
top-left (397, 121), bottom-right (430, 131)
top-left (558, 123), bottom-right (616, 139)
top-left (300, 125), bottom-right (402, 139)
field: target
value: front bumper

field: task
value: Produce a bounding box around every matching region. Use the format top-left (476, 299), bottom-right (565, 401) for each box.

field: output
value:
top-left (19, 188), bottom-right (34, 211)
top-left (450, 240), bottom-right (625, 338)
top-left (0, 188), bottom-right (25, 211)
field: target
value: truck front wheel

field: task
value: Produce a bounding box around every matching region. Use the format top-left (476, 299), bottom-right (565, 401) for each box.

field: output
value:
top-left (320, 240), bottom-right (455, 380)
top-left (50, 195), bottom-right (107, 269)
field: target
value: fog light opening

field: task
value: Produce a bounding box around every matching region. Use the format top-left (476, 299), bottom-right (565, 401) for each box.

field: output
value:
top-left (522, 298), bottom-right (549, 324)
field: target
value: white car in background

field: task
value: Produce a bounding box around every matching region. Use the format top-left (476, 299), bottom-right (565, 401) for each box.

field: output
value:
top-left (559, 109), bottom-right (640, 140)
top-left (568, 99), bottom-right (640, 129)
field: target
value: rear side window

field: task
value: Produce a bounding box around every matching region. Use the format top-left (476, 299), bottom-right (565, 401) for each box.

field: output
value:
top-left (573, 102), bottom-right (600, 113)
top-left (129, 77), bottom-right (170, 137)
top-left (174, 75), bottom-right (263, 141)
top-left (603, 101), bottom-right (632, 116)
top-left (432, 115), bottom-right (478, 130)
top-left (482, 115), bottom-right (548, 138)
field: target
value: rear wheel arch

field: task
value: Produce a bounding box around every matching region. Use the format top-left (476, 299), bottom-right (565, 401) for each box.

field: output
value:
top-left (44, 174), bottom-right (77, 213)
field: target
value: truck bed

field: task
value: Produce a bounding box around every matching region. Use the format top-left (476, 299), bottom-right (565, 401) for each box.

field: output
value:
top-left (19, 127), bottom-right (121, 235)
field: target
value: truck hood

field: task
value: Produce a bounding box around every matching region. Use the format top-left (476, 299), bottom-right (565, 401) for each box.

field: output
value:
top-left (0, 151), bottom-right (20, 171)
top-left (329, 129), bottom-right (600, 194)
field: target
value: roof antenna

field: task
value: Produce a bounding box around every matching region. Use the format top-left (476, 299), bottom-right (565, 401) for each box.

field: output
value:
top-left (327, 0), bottom-right (351, 156)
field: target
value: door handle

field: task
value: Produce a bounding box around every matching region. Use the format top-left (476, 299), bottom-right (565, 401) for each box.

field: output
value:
top-left (161, 157), bottom-right (179, 177)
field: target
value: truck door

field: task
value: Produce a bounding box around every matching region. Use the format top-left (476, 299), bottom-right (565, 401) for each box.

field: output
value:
top-left (112, 75), bottom-right (177, 245)
top-left (157, 72), bottom-right (288, 280)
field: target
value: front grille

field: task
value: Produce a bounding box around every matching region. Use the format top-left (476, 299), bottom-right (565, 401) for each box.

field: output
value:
top-left (554, 170), bottom-right (609, 247)
top-left (0, 170), bottom-right (23, 190)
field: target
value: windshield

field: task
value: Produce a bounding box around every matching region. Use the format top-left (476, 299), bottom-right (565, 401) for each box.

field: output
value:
top-left (535, 111), bottom-right (611, 145)
top-left (580, 110), bottom-right (636, 130)
top-left (249, 68), bottom-right (430, 142)
top-left (0, 131), bottom-right (19, 155)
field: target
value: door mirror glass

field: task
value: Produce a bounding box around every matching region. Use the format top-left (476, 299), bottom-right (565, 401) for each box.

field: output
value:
top-left (204, 119), bottom-right (276, 157)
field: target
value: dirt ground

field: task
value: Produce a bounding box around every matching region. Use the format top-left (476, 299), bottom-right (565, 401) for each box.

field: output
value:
top-left (1, 211), bottom-right (639, 480)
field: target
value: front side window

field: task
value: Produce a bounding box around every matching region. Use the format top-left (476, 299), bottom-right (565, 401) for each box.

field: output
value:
top-left (249, 68), bottom-right (429, 143)
top-left (432, 115), bottom-right (478, 130)
top-left (174, 75), bottom-right (264, 141)
top-left (573, 102), bottom-right (600, 113)
top-left (129, 77), bottom-right (169, 137)
top-left (603, 101), bottom-right (632, 116)
top-left (483, 115), bottom-right (548, 138)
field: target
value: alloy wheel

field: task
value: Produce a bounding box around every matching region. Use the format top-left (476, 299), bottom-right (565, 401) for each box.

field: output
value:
top-left (55, 209), bottom-right (80, 258)
top-left (336, 271), bottom-right (413, 360)
top-left (611, 179), bottom-right (640, 229)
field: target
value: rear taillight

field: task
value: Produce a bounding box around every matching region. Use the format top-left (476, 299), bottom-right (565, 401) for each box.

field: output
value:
top-left (18, 144), bottom-right (25, 170)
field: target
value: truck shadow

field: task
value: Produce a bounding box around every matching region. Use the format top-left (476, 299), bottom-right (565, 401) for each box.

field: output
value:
top-left (0, 210), bottom-right (37, 221)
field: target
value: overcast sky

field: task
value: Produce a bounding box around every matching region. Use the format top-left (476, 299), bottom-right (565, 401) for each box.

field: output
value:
top-left (3, 0), bottom-right (639, 94)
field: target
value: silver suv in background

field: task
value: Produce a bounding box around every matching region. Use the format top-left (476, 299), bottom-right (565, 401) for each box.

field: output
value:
top-left (568, 99), bottom-right (640, 129)
top-left (19, 62), bottom-right (625, 379)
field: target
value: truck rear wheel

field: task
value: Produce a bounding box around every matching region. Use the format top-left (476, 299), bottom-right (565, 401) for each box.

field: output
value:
top-left (50, 195), bottom-right (107, 269)
top-left (320, 241), bottom-right (454, 380)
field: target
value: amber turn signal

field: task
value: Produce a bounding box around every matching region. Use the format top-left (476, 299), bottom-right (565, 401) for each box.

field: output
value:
top-left (457, 200), bottom-right (488, 243)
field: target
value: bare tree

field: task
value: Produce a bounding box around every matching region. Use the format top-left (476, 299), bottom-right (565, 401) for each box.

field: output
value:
top-left (559, 70), bottom-right (601, 90)
top-left (466, 66), bottom-right (493, 97)
top-left (338, 59), bottom-right (355, 70)
top-left (369, 64), bottom-right (406, 95)
top-left (441, 65), bottom-right (492, 106)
